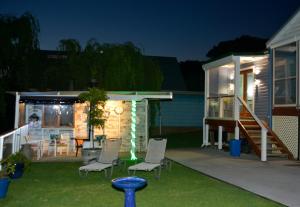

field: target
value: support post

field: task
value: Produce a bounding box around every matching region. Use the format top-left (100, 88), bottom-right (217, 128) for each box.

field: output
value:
top-left (14, 92), bottom-right (20, 129)
top-left (202, 118), bottom-right (206, 147)
top-left (235, 122), bottom-right (239, 140)
top-left (261, 128), bottom-right (267, 161)
top-left (145, 99), bottom-right (149, 150)
top-left (218, 126), bottom-right (223, 149)
top-left (205, 124), bottom-right (209, 146)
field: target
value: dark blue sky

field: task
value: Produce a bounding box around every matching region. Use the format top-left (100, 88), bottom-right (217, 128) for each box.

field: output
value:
top-left (1, 0), bottom-right (300, 61)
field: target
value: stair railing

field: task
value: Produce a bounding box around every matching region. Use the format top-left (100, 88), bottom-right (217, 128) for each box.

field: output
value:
top-left (237, 97), bottom-right (267, 161)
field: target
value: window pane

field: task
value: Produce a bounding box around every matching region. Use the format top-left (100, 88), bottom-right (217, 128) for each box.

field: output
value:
top-left (208, 63), bottom-right (235, 97)
top-left (60, 105), bottom-right (74, 127)
top-left (223, 97), bottom-right (234, 118)
top-left (274, 80), bottom-right (286, 104)
top-left (44, 105), bottom-right (59, 127)
top-left (208, 98), bottom-right (219, 118)
top-left (274, 43), bottom-right (297, 105)
top-left (274, 78), bottom-right (296, 105)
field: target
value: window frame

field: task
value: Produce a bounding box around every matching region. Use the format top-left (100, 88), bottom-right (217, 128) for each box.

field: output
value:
top-left (273, 42), bottom-right (298, 107)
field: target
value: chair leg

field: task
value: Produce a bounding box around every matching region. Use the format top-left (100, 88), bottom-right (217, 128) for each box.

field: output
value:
top-left (104, 169), bottom-right (107, 178)
top-left (110, 166), bottom-right (114, 178)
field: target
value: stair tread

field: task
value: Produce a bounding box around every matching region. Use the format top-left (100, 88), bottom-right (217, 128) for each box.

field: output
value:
top-left (267, 153), bottom-right (288, 157)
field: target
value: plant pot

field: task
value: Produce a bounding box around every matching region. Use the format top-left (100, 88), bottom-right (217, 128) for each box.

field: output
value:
top-left (9, 163), bottom-right (24, 179)
top-left (82, 148), bottom-right (101, 165)
top-left (0, 178), bottom-right (10, 199)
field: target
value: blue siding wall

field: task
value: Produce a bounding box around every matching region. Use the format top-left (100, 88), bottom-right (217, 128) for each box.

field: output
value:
top-left (156, 93), bottom-right (204, 127)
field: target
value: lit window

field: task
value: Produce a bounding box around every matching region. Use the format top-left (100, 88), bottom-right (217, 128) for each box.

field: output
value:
top-left (274, 43), bottom-right (297, 105)
top-left (43, 105), bottom-right (74, 128)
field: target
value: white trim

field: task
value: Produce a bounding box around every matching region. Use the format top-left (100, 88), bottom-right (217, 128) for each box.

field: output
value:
top-left (273, 44), bottom-right (298, 106)
top-left (203, 56), bottom-right (234, 70)
top-left (233, 57), bottom-right (240, 121)
top-left (268, 37), bottom-right (300, 49)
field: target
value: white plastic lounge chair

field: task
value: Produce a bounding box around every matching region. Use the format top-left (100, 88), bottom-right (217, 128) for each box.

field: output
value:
top-left (79, 138), bottom-right (121, 178)
top-left (128, 138), bottom-right (167, 179)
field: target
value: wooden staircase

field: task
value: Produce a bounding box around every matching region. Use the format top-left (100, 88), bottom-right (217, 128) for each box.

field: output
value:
top-left (238, 116), bottom-right (294, 160)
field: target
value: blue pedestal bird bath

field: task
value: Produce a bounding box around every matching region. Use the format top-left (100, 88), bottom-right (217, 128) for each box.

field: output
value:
top-left (112, 176), bottom-right (147, 207)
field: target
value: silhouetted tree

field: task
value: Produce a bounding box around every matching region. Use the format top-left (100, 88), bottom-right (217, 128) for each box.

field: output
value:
top-left (0, 12), bottom-right (40, 132)
top-left (54, 39), bottom-right (163, 91)
top-left (180, 61), bottom-right (205, 92)
top-left (206, 35), bottom-right (268, 59)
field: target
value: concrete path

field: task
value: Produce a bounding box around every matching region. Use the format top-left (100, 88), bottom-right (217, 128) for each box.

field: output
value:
top-left (166, 148), bottom-right (300, 207)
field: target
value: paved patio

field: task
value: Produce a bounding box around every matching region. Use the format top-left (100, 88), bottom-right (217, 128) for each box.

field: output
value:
top-left (166, 148), bottom-right (300, 207)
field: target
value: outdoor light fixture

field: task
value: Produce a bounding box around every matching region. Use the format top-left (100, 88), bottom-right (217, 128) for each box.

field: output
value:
top-left (254, 66), bottom-right (261, 75)
top-left (254, 79), bottom-right (261, 86)
top-left (130, 100), bottom-right (137, 160)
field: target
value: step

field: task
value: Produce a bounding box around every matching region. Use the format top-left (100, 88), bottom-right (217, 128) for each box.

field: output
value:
top-left (246, 129), bottom-right (272, 134)
top-left (243, 125), bottom-right (260, 129)
top-left (254, 140), bottom-right (277, 145)
top-left (241, 120), bottom-right (257, 125)
top-left (267, 152), bottom-right (288, 158)
top-left (249, 135), bottom-right (273, 139)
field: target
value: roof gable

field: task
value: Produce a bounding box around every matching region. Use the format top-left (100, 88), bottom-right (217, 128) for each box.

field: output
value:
top-left (267, 8), bottom-right (300, 48)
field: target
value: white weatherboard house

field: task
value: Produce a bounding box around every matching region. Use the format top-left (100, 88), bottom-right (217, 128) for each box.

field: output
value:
top-left (201, 54), bottom-right (291, 161)
top-left (267, 8), bottom-right (300, 160)
top-left (202, 8), bottom-right (300, 161)
top-left (10, 91), bottom-right (172, 156)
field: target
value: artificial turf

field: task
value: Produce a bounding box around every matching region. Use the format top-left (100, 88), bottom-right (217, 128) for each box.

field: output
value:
top-left (0, 162), bottom-right (283, 207)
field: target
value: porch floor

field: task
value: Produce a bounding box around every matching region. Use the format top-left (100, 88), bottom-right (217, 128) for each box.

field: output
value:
top-left (166, 147), bottom-right (300, 207)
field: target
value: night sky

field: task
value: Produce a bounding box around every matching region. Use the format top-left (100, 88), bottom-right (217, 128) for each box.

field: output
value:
top-left (1, 0), bottom-right (300, 61)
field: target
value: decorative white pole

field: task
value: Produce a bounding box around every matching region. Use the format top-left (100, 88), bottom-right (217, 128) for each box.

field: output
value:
top-left (130, 100), bottom-right (137, 160)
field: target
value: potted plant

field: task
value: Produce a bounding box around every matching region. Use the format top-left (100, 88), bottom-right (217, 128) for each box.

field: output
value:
top-left (79, 88), bottom-right (108, 164)
top-left (0, 156), bottom-right (15, 199)
top-left (1, 152), bottom-right (31, 179)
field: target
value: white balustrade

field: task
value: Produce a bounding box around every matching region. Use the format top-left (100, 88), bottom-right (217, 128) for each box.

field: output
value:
top-left (0, 124), bottom-right (29, 170)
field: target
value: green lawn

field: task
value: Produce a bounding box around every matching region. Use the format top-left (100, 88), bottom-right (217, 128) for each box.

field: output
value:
top-left (166, 130), bottom-right (203, 149)
top-left (0, 162), bottom-right (282, 207)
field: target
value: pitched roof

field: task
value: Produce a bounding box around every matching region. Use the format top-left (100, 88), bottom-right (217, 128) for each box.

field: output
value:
top-left (267, 7), bottom-right (300, 48)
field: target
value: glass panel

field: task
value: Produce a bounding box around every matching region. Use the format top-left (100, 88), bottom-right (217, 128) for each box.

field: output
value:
top-left (208, 63), bottom-right (235, 97)
top-left (208, 98), bottom-right (219, 118)
top-left (247, 73), bottom-right (254, 110)
top-left (60, 105), bottom-right (74, 127)
top-left (222, 97), bottom-right (234, 118)
top-left (274, 42), bottom-right (297, 105)
top-left (43, 105), bottom-right (59, 127)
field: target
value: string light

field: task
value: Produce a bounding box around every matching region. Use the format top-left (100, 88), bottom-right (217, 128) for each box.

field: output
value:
top-left (130, 100), bottom-right (137, 160)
